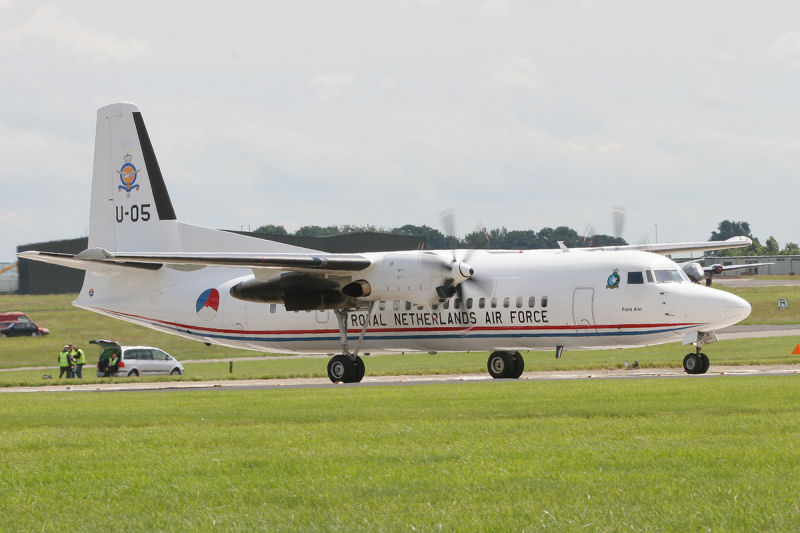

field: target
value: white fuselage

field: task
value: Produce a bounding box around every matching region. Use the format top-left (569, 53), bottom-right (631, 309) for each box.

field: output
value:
top-left (74, 248), bottom-right (751, 355)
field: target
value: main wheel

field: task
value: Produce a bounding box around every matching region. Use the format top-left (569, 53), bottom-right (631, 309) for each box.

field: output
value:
top-left (352, 356), bottom-right (365, 383)
top-left (699, 353), bottom-right (710, 374)
top-left (683, 353), bottom-right (701, 374)
top-left (488, 351), bottom-right (515, 379)
top-left (510, 351), bottom-right (525, 379)
top-left (327, 354), bottom-right (352, 383)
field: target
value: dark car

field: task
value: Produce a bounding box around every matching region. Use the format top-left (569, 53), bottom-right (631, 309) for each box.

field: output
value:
top-left (0, 321), bottom-right (50, 337)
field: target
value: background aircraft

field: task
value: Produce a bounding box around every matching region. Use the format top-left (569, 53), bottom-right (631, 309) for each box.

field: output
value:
top-left (20, 103), bottom-right (753, 382)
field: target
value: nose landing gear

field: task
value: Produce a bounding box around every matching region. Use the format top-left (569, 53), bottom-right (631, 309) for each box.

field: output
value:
top-left (683, 348), bottom-right (710, 375)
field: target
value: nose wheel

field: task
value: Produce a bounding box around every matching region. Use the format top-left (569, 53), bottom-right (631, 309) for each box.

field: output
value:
top-left (683, 351), bottom-right (710, 374)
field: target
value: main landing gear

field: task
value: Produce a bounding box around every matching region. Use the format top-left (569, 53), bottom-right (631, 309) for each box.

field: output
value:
top-left (487, 350), bottom-right (525, 379)
top-left (327, 306), bottom-right (373, 384)
top-left (683, 347), bottom-right (710, 375)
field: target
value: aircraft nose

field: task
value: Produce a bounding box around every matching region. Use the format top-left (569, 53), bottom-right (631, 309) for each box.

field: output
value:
top-left (721, 291), bottom-right (751, 323)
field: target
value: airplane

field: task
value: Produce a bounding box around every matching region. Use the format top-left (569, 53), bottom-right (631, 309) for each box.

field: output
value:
top-left (680, 260), bottom-right (774, 286)
top-left (19, 102), bottom-right (754, 383)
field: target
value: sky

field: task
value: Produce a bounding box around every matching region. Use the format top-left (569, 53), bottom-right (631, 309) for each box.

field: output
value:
top-left (2, 1), bottom-right (800, 261)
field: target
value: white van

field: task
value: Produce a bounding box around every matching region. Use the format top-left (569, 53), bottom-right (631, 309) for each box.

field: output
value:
top-left (92, 340), bottom-right (184, 377)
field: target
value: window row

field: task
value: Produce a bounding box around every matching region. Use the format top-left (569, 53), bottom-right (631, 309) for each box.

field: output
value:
top-left (267, 297), bottom-right (549, 313)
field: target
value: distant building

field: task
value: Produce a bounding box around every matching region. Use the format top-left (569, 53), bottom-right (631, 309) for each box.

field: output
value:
top-left (0, 262), bottom-right (18, 294)
top-left (16, 231), bottom-right (425, 295)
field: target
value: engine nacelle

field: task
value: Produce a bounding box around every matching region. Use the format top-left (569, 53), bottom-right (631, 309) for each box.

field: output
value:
top-left (681, 262), bottom-right (704, 283)
top-left (230, 272), bottom-right (354, 311)
top-left (345, 252), bottom-right (472, 305)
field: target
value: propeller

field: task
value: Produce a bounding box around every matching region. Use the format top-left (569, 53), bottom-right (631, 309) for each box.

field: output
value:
top-left (582, 206), bottom-right (627, 245)
top-left (612, 206), bottom-right (626, 240)
top-left (436, 209), bottom-right (480, 304)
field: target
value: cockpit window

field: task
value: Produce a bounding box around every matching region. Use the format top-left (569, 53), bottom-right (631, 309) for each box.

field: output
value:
top-left (627, 271), bottom-right (644, 284)
top-left (654, 269), bottom-right (685, 283)
top-left (646, 270), bottom-right (654, 283)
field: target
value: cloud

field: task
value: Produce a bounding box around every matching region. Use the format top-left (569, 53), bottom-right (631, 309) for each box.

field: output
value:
top-left (1, 5), bottom-right (150, 62)
top-left (480, 56), bottom-right (544, 89)
top-left (768, 32), bottom-right (800, 67)
top-left (309, 72), bottom-right (357, 101)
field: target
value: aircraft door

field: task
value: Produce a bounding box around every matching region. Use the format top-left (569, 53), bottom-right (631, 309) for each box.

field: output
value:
top-left (572, 288), bottom-right (596, 332)
top-left (315, 310), bottom-right (330, 324)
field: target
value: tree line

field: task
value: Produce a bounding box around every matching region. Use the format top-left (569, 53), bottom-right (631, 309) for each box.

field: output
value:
top-left (254, 219), bottom-right (797, 256)
top-left (254, 223), bottom-right (625, 250)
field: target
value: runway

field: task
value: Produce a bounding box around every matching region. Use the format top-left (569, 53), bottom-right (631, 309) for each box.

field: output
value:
top-left (3, 362), bottom-right (798, 394)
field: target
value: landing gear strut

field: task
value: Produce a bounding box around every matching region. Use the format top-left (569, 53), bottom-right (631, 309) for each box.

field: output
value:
top-left (683, 346), bottom-right (710, 375)
top-left (487, 350), bottom-right (525, 379)
top-left (327, 306), bottom-right (372, 383)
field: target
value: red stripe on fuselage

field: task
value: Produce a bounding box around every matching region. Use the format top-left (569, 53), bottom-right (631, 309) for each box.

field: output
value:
top-left (94, 306), bottom-right (702, 336)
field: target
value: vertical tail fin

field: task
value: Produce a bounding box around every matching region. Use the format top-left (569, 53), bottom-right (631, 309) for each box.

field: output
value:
top-left (89, 103), bottom-right (180, 252)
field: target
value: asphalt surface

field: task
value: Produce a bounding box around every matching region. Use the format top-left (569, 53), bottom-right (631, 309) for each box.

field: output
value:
top-left (3, 362), bottom-right (799, 394)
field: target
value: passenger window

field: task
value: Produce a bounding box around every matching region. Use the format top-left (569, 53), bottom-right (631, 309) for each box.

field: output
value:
top-left (528, 296), bottom-right (535, 308)
top-left (432, 304), bottom-right (438, 310)
top-left (416, 305), bottom-right (424, 310)
top-left (454, 299), bottom-right (462, 309)
top-left (478, 298), bottom-right (485, 309)
top-left (379, 301), bottom-right (386, 311)
top-left (442, 300), bottom-right (450, 310)
top-left (490, 297), bottom-right (497, 309)
top-left (646, 270), bottom-right (654, 283)
top-left (393, 300), bottom-right (400, 311)
top-left (515, 296), bottom-right (523, 308)
top-left (405, 301), bottom-right (412, 311)
top-left (541, 296), bottom-right (548, 308)
top-left (269, 304), bottom-right (276, 313)
top-left (628, 272), bottom-right (644, 284)
top-left (503, 297), bottom-right (510, 308)
top-left (466, 298), bottom-right (473, 309)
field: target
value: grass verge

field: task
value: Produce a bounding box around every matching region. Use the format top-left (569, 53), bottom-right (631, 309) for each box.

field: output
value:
top-left (1, 376), bottom-right (799, 531)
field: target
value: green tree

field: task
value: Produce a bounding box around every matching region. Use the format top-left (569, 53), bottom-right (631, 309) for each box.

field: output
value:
top-left (254, 224), bottom-right (288, 235)
top-left (711, 220), bottom-right (752, 241)
top-left (295, 225), bottom-right (342, 237)
top-left (783, 242), bottom-right (800, 255)
top-left (765, 236), bottom-right (780, 255)
top-left (390, 225), bottom-right (449, 249)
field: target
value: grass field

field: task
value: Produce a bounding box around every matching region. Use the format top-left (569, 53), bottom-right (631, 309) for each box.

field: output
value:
top-left (716, 283), bottom-right (800, 325)
top-left (1, 376), bottom-right (799, 531)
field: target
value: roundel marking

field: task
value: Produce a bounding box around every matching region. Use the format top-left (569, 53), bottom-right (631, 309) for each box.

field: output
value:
top-left (196, 288), bottom-right (220, 321)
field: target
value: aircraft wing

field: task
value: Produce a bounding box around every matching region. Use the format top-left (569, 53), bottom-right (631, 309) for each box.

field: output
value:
top-left (584, 236), bottom-right (754, 255)
top-left (704, 262), bottom-right (774, 274)
top-left (18, 249), bottom-right (372, 274)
